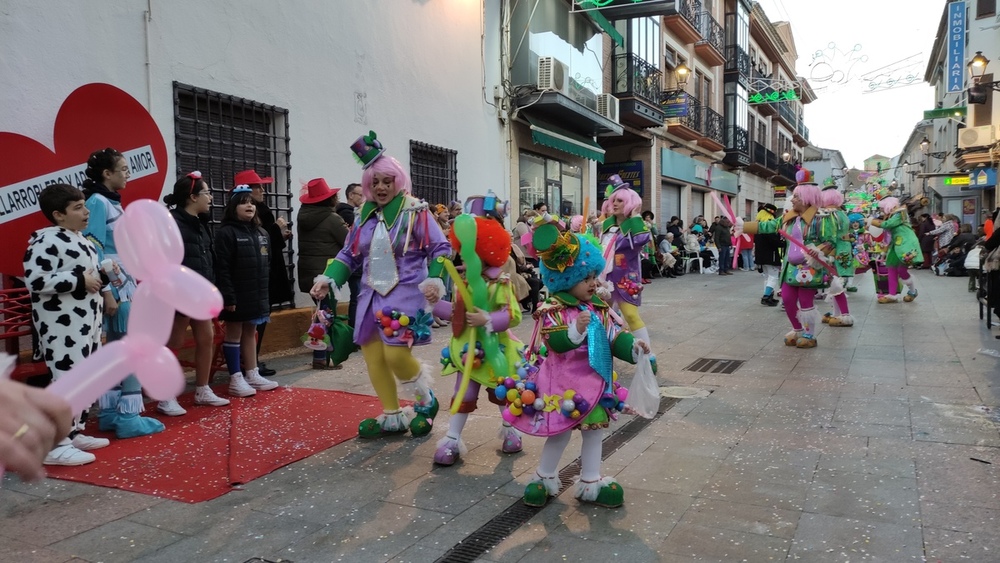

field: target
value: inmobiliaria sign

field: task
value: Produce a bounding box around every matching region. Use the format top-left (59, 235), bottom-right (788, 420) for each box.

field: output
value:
top-left (0, 83), bottom-right (167, 276)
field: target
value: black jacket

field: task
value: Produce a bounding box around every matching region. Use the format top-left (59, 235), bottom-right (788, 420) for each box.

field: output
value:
top-left (336, 202), bottom-right (357, 227)
top-left (255, 199), bottom-right (295, 305)
top-left (214, 220), bottom-right (270, 322)
top-left (170, 208), bottom-right (214, 283)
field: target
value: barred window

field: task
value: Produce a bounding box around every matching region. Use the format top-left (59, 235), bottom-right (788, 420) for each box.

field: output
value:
top-left (409, 141), bottom-right (458, 206)
top-left (173, 82), bottom-right (294, 308)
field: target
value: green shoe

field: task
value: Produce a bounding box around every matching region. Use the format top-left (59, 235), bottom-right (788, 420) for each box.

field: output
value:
top-left (523, 482), bottom-right (549, 507)
top-left (409, 414), bottom-right (433, 437)
top-left (846, 286), bottom-right (858, 293)
top-left (593, 482), bottom-right (625, 508)
top-left (413, 392), bottom-right (439, 421)
top-left (358, 417), bottom-right (408, 439)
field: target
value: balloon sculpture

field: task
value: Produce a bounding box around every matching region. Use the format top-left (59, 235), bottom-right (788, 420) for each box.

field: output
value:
top-left (1, 199), bottom-right (223, 481)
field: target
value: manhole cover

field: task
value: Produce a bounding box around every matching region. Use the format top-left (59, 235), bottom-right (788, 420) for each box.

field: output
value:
top-left (660, 386), bottom-right (711, 398)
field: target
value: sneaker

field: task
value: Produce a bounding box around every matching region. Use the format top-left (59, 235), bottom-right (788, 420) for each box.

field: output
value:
top-left (257, 362), bottom-right (277, 376)
top-left (71, 434), bottom-right (109, 451)
top-left (228, 373), bottom-right (257, 397)
top-left (45, 440), bottom-right (96, 466)
top-left (245, 369), bottom-right (279, 391)
top-left (761, 296), bottom-right (777, 307)
top-left (156, 399), bottom-right (187, 417)
top-left (194, 386), bottom-right (231, 407)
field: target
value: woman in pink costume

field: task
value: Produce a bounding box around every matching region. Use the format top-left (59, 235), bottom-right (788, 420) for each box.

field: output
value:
top-left (598, 175), bottom-right (653, 353)
top-left (743, 184), bottom-right (839, 348)
top-left (509, 224), bottom-right (649, 508)
top-left (869, 197), bottom-right (922, 303)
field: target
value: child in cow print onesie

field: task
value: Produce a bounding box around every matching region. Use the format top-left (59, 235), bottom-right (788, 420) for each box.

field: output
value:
top-left (22, 184), bottom-right (108, 466)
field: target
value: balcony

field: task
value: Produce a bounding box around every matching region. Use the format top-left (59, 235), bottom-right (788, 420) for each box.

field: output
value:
top-left (694, 11), bottom-right (725, 67)
top-left (775, 101), bottom-right (796, 129)
top-left (697, 106), bottom-right (725, 152)
top-left (793, 120), bottom-right (810, 145)
top-left (774, 161), bottom-right (798, 186)
top-left (612, 53), bottom-right (666, 128)
top-left (725, 45), bottom-right (751, 78)
top-left (664, 0), bottom-right (703, 44)
top-left (663, 92), bottom-right (702, 141)
top-left (723, 125), bottom-right (750, 167)
top-left (747, 141), bottom-right (777, 177)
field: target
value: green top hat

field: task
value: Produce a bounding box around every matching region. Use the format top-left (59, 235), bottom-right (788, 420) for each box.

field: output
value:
top-left (350, 130), bottom-right (385, 169)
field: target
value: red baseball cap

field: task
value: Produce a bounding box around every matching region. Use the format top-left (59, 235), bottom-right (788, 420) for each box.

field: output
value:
top-left (233, 169), bottom-right (273, 188)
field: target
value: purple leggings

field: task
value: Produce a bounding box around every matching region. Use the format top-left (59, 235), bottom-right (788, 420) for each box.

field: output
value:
top-left (781, 283), bottom-right (816, 330)
top-left (887, 265), bottom-right (911, 295)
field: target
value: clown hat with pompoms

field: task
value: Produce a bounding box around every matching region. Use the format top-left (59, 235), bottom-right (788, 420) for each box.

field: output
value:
top-left (532, 223), bottom-right (605, 294)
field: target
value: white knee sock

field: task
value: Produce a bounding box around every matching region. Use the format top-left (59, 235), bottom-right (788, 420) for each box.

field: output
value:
top-left (580, 429), bottom-right (605, 482)
top-left (538, 431), bottom-right (572, 476)
top-left (447, 412), bottom-right (469, 440)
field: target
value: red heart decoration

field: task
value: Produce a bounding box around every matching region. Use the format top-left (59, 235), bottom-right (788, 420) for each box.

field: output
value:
top-left (0, 83), bottom-right (168, 276)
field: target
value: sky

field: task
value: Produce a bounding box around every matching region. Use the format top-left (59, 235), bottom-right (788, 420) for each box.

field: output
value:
top-left (753, 0), bottom-right (946, 168)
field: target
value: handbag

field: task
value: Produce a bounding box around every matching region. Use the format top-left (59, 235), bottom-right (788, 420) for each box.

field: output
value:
top-left (628, 351), bottom-right (659, 419)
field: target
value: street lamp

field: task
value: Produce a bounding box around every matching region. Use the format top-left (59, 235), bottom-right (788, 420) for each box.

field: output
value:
top-left (674, 63), bottom-right (690, 90)
top-left (967, 51), bottom-right (1000, 104)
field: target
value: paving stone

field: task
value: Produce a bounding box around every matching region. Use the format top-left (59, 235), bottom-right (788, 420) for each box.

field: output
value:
top-left (657, 522), bottom-right (792, 562)
top-left (0, 490), bottom-right (161, 546)
top-left (679, 497), bottom-right (800, 539)
top-left (788, 512), bottom-right (923, 561)
top-left (47, 520), bottom-right (184, 563)
top-left (0, 537), bottom-right (75, 563)
top-left (910, 402), bottom-right (1000, 446)
top-left (804, 469), bottom-right (921, 525)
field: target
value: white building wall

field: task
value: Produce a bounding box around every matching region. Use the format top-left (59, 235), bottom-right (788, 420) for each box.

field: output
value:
top-left (0, 0), bottom-right (506, 202)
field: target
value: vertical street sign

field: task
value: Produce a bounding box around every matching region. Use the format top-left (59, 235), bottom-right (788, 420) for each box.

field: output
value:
top-left (947, 1), bottom-right (966, 93)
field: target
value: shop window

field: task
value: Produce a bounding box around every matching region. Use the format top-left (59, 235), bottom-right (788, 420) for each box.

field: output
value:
top-left (518, 152), bottom-right (583, 218)
top-left (409, 141), bottom-right (458, 207)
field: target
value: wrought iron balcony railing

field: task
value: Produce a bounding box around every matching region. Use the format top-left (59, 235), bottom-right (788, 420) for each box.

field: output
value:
top-left (726, 125), bottom-right (749, 154)
top-left (675, 0), bottom-right (703, 31)
top-left (695, 11), bottom-right (724, 55)
top-left (613, 53), bottom-right (663, 106)
top-left (751, 141), bottom-right (767, 168)
top-left (702, 106), bottom-right (724, 145)
top-left (725, 45), bottom-right (751, 76)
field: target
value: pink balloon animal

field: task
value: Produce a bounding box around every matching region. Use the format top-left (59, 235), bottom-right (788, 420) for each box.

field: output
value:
top-left (1, 199), bottom-right (222, 481)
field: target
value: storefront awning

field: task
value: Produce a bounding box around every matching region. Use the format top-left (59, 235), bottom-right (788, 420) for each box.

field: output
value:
top-left (583, 9), bottom-right (625, 49)
top-left (527, 117), bottom-right (605, 163)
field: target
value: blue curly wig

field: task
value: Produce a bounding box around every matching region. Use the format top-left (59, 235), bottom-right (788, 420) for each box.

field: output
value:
top-left (847, 212), bottom-right (864, 225)
top-left (539, 234), bottom-right (606, 294)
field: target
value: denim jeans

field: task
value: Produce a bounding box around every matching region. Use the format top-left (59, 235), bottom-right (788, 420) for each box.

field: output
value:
top-left (718, 246), bottom-right (732, 273)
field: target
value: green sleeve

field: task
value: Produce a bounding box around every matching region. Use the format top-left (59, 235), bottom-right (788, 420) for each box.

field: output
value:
top-left (611, 330), bottom-right (637, 363)
top-left (322, 259), bottom-right (351, 287)
top-left (545, 327), bottom-right (580, 354)
top-left (428, 255), bottom-right (446, 278)
top-left (881, 212), bottom-right (904, 230)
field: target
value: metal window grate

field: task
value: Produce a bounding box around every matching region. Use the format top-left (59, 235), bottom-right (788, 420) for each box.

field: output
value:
top-left (435, 396), bottom-right (679, 563)
top-left (173, 82), bottom-right (294, 308)
top-left (683, 357), bottom-right (745, 374)
top-left (409, 140), bottom-right (457, 206)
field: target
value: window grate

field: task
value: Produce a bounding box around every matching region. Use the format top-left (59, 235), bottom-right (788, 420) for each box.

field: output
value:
top-left (173, 82), bottom-right (294, 308)
top-left (409, 140), bottom-right (457, 206)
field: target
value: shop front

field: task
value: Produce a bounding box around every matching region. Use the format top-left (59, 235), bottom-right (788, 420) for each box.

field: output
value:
top-left (660, 148), bottom-right (738, 224)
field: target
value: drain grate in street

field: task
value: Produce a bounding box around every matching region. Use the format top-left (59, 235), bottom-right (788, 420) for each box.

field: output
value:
top-left (435, 397), bottom-right (679, 563)
top-left (683, 357), bottom-right (745, 374)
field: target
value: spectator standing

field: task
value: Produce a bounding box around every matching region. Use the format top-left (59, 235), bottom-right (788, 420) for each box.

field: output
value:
top-left (160, 172), bottom-right (230, 413)
top-left (710, 215), bottom-right (734, 275)
top-left (236, 169), bottom-right (293, 377)
top-left (24, 183), bottom-right (111, 465)
top-left (214, 186), bottom-right (280, 397)
top-left (82, 149), bottom-right (165, 439)
top-left (296, 178), bottom-right (349, 369)
top-left (338, 182), bottom-right (364, 330)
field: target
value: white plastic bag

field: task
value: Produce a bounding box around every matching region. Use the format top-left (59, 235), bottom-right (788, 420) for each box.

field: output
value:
top-left (629, 352), bottom-right (659, 419)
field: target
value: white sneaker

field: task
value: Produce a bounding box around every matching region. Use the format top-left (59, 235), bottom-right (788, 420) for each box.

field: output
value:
top-left (194, 386), bottom-right (231, 407)
top-left (228, 373), bottom-right (257, 397)
top-left (156, 399), bottom-right (187, 416)
top-left (71, 433), bottom-right (109, 451)
top-left (45, 439), bottom-right (96, 466)
top-left (244, 369), bottom-right (279, 391)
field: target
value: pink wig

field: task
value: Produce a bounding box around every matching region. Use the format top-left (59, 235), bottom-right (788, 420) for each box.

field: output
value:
top-left (878, 197), bottom-right (900, 216)
top-left (820, 188), bottom-right (844, 208)
top-left (792, 183), bottom-right (822, 208)
top-left (569, 215), bottom-right (584, 233)
top-left (601, 187), bottom-right (642, 217)
top-left (360, 155), bottom-right (411, 201)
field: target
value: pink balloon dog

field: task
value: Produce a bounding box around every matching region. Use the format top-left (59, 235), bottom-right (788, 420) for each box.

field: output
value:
top-left (1, 199), bottom-right (222, 482)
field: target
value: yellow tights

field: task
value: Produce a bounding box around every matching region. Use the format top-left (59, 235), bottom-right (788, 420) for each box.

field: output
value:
top-left (619, 301), bottom-right (645, 331)
top-left (360, 338), bottom-right (421, 411)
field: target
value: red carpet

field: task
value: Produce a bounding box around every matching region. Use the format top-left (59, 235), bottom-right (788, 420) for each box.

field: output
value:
top-left (45, 387), bottom-right (385, 503)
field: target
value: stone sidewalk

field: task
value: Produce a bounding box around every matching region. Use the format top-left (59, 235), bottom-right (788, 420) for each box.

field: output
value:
top-left (3, 268), bottom-right (1000, 562)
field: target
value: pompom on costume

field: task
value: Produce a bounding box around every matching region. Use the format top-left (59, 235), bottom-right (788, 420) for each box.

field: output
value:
top-left (598, 175), bottom-right (654, 356)
top-left (315, 131), bottom-right (451, 438)
top-left (430, 209), bottom-right (528, 465)
top-left (516, 224), bottom-right (645, 509)
top-left (870, 197), bottom-right (922, 303)
top-left (743, 183), bottom-right (840, 348)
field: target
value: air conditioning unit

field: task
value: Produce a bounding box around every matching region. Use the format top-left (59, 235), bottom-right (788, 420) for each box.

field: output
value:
top-left (959, 125), bottom-right (996, 149)
top-left (537, 56), bottom-right (569, 95)
top-left (597, 93), bottom-right (619, 123)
